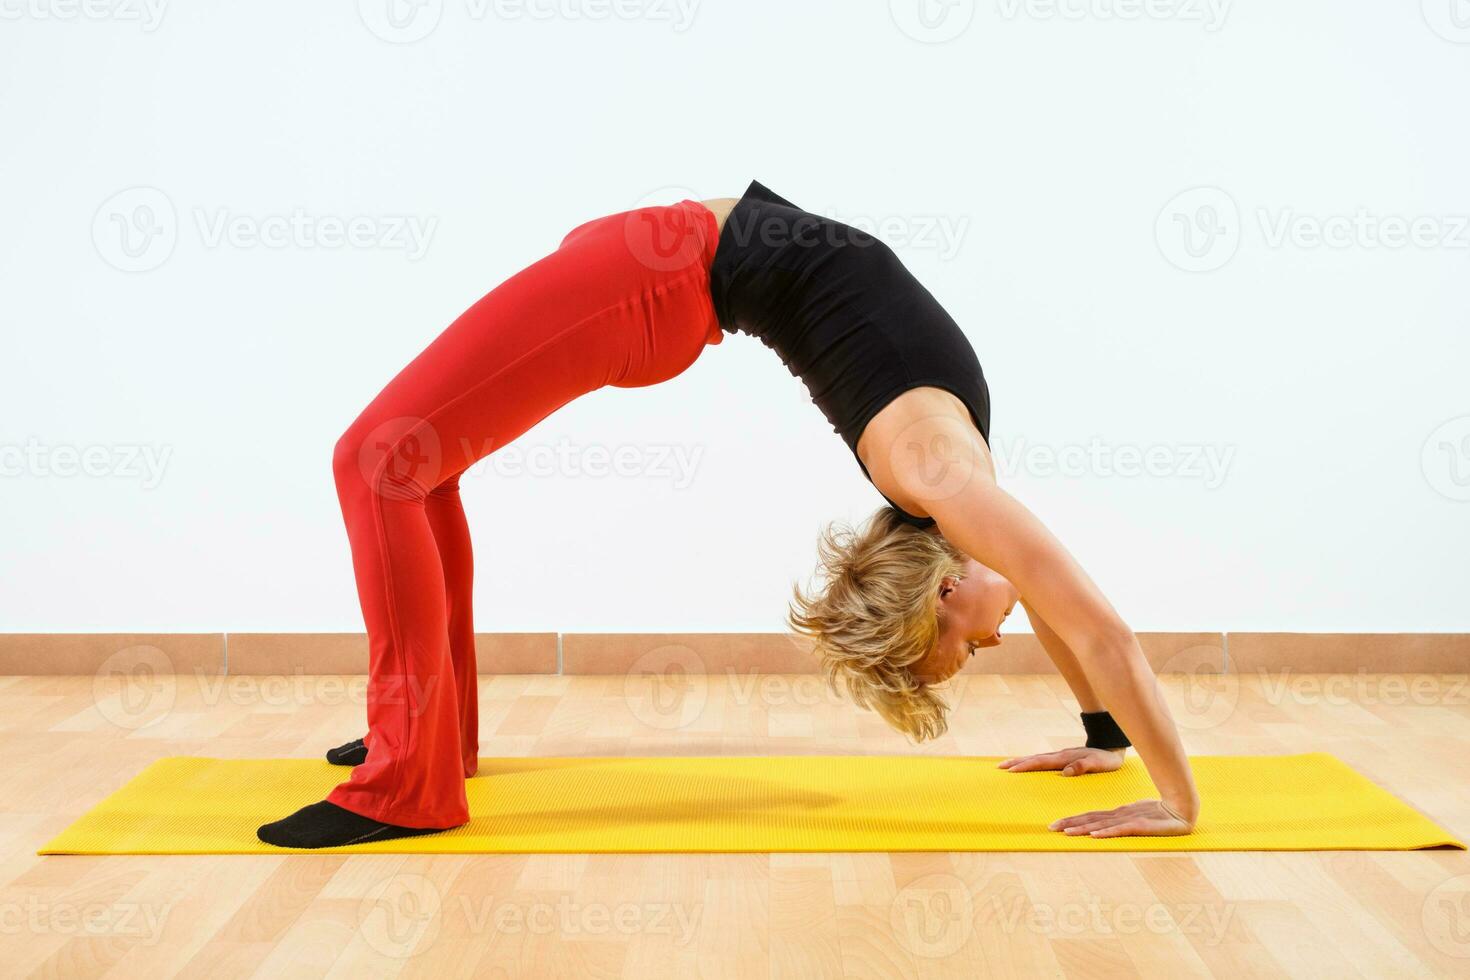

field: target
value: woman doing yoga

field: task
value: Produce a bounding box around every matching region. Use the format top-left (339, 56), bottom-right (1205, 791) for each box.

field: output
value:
top-left (257, 180), bottom-right (1200, 848)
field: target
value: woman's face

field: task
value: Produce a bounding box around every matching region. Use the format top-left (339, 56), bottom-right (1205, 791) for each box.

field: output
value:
top-left (914, 558), bottom-right (1020, 684)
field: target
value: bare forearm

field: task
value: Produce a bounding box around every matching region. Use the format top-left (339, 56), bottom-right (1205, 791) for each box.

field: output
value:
top-left (928, 483), bottom-right (1198, 821)
top-left (1074, 634), bottom-right (1198, 819)
top-left (1023, 600), bottom-right (1104, 713)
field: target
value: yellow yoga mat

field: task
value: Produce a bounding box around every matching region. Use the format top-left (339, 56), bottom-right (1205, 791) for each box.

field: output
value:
top-left (39, 753), bottom-right (1462, 855)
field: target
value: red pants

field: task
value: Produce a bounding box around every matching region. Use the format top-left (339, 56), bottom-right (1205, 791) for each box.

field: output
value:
top-left (327, 199), bottom-right (722, 827)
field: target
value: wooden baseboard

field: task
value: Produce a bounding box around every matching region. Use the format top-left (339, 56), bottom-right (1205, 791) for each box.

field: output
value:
top-left (1, 632), bottom-right (1466, 675)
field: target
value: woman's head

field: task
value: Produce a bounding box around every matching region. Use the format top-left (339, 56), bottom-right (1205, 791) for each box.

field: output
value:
top-left (788, 507), bottom-right (1018, 741)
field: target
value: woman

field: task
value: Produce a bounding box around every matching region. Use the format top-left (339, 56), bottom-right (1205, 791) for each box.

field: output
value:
top-left (258, 180), bottom-right (1200, 848)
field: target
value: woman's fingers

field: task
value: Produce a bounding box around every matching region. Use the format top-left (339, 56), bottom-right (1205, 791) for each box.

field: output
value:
top-left (1003, 747), bottom-right (1124, 776)
top-left (1050, 802), bottom-right (1152, 829)
top-left (1061, 752), bottom-right (1114, 776)
top-left (1048, 809), bottom-right (1116, 830)
top-left (1048, 801), bottom-right (1194, 838)
top-left (1088, 819), bottom-right (1174, 839)
top-left (999, 751), bottom-right (1067, 771)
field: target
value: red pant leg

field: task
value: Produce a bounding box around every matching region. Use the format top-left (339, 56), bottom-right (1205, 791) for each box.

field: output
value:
top-left (424, 472), bottom-right (480, 778)
top-left (328, 200), bottom-right (720, 827)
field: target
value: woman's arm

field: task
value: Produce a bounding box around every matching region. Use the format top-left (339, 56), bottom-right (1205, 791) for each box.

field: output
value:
top-left (901, 446), bottom-right (1200, 836)
top-left (996, 600), bottom-right (1127, 775)
top-left (1025, 599), bottom-right (1105, 712)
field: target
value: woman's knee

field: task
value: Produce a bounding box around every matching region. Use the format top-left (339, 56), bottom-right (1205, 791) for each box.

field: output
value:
top-left (333, 415), bottom-right (445, 503)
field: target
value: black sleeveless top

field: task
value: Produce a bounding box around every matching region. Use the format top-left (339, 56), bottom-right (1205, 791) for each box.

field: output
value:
top-left (707, 180), bottom-right (991, 527)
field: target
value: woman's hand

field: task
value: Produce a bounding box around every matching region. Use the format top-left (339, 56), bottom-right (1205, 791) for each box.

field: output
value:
top-left (998, 746), bottom-right (1125, 776)
top-left (1049, 799), bottom-right (1196, 838)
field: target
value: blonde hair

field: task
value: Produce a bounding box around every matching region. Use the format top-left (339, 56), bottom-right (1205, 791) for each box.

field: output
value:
top-left (787, 507), bottom-right (968, 742)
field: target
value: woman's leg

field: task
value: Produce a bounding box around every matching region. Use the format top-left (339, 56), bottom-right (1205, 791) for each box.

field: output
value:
top-left (343, 470), bottom-right (478, 777)
top-left (258, 199), bottom-right (721, 847)
top-left (423, 472), bottom-right (480, 778)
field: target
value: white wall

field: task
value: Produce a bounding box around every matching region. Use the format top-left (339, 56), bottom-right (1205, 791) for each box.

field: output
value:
top-left (2, 1), bottom-right (1467, 633)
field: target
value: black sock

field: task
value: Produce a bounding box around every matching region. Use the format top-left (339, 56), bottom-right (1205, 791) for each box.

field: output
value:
top-left (256, 800), bottom-right (451, 849)
top-left (326, 737), bottom-right (369, 766)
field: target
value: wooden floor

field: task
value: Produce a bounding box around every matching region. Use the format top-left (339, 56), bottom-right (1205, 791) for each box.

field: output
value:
top-left (1, 670), bottom-right (1467, 978)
